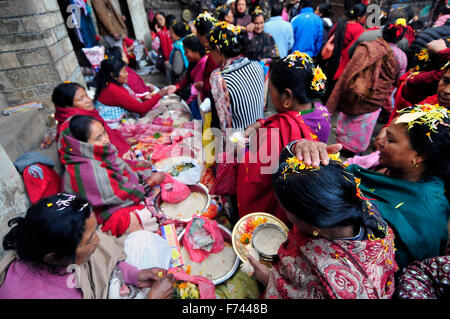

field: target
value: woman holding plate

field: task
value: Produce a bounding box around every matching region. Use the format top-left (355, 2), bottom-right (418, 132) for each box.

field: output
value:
top-left (247, 151), bottom-right (398, 299)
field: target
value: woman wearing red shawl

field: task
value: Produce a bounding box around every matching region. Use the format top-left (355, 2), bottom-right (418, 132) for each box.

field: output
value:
top-left (237, 52), bottom-right (329, 225)
top-left (319, 3), bottom-right (366, 103)
top-left (247, 153), bottom-right (397, 299)
top-left (389, 39), bottom-right (450, 124)
top-left (52, 82), bottom-right (130, 158)
top-left (154, 12), bottom-right (173, 62)
top-left (58, 115), bottom-right (166, 237)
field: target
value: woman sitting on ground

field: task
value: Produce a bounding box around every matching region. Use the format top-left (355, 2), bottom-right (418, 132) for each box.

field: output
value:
top-left (105, 46), bottom-right (157, 96)
top-left (94, 57), bottom-right (169, 124)
top-left (0, 193), bottom-right (174, 299)
top-left (289, 104), bottom-right (450, 270)
top-left (58, 115), bottom-right (166, 237)
top-left (52, 82), bottom-right (131, 158)
top-left (248, 154), bottom-right (397, 299)
top-left (164, 20), bottom-right (190, 85)
top-left (237, 52), bottom-right (331, 225)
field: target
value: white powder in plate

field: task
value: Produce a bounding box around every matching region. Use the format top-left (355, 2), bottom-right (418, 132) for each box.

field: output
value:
top-left (160, 192), bottom-right (207, 220)
top-left (181, 243), bottom-right (236, 280)
top-left (253, 227), bottom-right (286, 256)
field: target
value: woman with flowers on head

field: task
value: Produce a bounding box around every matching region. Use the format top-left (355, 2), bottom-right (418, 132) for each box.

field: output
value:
top-left (208, 21), bottom-right (265, 132)
top-left (245, 7), bottom-right (279, 62)
top-left (236, 52), bottom-right (331, 225)
top-left (246, 153), bottom-right (398, 299)
top-left (0, 193), bottom-right (174, 299)
top-left (290, 104), bottom-right (450, 270)
top-left (192, 11), bottom-right (219, 104)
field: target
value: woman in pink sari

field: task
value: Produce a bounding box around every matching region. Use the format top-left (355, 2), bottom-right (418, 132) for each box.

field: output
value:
top-left (248, 153), bottom-right (398, 299)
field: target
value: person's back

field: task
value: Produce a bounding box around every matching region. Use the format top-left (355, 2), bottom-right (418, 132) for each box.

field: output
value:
top-left (222, 58), bottom-right (265, 129)
top-left (290, 1), bottom-right (323, 57)
top-left (264, 3), bottom-right (294, 57)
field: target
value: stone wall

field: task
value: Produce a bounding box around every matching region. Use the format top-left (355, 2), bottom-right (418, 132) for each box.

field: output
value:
top-left (0, 0), bottom-right (85, 113)
top-left (0, 144), bottom-right (30, 259)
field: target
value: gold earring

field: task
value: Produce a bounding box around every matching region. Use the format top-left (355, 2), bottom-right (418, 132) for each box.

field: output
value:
top-left (284, 102), bottom-right (290, 108)
top-left (412, 160), bottom-right (419, 168)
top-left (312, 229), bottom-right (319, 237)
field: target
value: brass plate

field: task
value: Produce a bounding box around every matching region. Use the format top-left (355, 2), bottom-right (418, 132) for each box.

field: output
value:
top-left (231, 212), bottom-right (289, 264)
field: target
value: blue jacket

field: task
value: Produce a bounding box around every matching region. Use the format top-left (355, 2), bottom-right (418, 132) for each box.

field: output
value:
top-left (264, 16), bottom-right (294, 58)
top-left (290, 7), bottom-right (323, 57)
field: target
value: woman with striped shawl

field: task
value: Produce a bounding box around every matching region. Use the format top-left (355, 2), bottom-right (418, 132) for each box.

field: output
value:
top-left (58, 115), bottom-right (166, 237)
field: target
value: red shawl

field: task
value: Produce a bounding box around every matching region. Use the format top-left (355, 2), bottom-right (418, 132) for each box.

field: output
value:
top-left (55, 106), bottom-right (130, 157)
top-left (157, 27), bottom-right (173, 61)
top-left (236, 111), bottom-right (317, 225)
top-left (264, 225), bottom-right (398, 299)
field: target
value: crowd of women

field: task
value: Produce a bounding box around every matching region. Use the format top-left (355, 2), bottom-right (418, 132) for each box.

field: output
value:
top-left (0, 0), bottom-right (449, 300)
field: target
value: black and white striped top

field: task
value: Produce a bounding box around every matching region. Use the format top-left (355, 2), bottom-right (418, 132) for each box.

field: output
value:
top-left (221, 58), bottom-right (265, 130)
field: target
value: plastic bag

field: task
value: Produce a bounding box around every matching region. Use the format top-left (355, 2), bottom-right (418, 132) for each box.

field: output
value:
top-left (124, 230), bottom-right (173, 270)
top-left (169, 267), bottom-right (216, 299)
top-left (183, 216), bottom-right (224, 263)
top-left (160, 173), bottom-right (191, 204)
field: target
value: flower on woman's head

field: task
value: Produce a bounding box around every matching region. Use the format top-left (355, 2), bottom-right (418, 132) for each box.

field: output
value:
top-left (281, 156), bottom-right (319, 179)
top-left (416, 48), bottom-right (429, 62)
top-left (311, 66), bottom-right (327, 92)
top-left (395, 104), bottom-right (449, 134)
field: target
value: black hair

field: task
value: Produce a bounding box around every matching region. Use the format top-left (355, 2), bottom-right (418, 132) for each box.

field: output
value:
top-left (382, 21), bottom-right (407, 44)
top-left (317, 3), bottom-right (332, 18)
top-left (273, 160), bottom-right (387, 238)
top-left (208, 23), bottom-right (249, 58)
top-left (302, 0), bottom-right (314, 9)
top-left (439, 5), bottom-right (450, 15)
top-left (166, 14), bottom-right (176, 28)
top-left (346, 3), bottom-right (366, 20)
top-left (170, 19), bottom-right (190, 38)
top-left (251, 8), bottom-right (265, 22)
top-left (3, 193), bottom-right (92, 275)
top-left (69, 114), bottom-right (97, 142)
top-left (194, 12), bottom-right (217, 36)
top-left (406, 111), bottom-right (450, 178)
top-left (183, 34), bottom-right (206, 56)
top-left (93, 58), bottom-right (125, 100)
top-left (105, 46), bottom-right (123, 61)
top-left (269, 54), bottom-right (325, 104)
top-left (215, 5), bottom-right (232, 22)
top-left (271, 2), bottom-right (284, 17)
top-left (52, 82), bottom-right (84, 108)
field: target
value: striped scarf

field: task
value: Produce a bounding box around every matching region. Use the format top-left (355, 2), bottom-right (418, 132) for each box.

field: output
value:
top-left (58, 120), bottom-right (147, 221)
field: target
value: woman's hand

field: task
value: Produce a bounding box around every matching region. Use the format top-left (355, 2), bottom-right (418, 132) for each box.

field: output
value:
top-left (137, 268), bottom-right (168, 288)
top-left (293, 140), bottom-right (342, 167)
top-left (147, 172), bottom-right (166, 187)
top-left (194, 81), bottom-right (204, 91)
top-left (426, 39), bottom-right (447, 54)
top-left (165, 85), bottom-right (178, 95)
top-left (247, 255), bottom-right (270, 287)
top-left (244, 120), bottom-right (262, 138)
top-left (136, 160), bottom-right (152, 167)
top-left (246, 23), bottom-right (254, 33)
top-left (158, 87), bottom-right (169, 97)
top-left (146, 274), bottom-right (175, 299)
